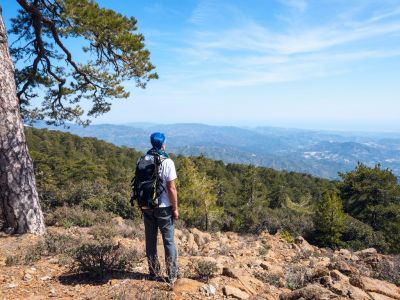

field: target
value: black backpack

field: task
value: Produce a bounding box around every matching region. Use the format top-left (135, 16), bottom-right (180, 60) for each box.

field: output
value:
top-left (130, 154), bottom-right (165, 208)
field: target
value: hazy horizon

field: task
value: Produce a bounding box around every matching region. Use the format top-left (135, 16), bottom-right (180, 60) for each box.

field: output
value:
top-left (85, 120), bottom-right (400, 135)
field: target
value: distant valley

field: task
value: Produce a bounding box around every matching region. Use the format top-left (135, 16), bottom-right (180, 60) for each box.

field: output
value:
top-left (33, 122), bottom-right (400, 179)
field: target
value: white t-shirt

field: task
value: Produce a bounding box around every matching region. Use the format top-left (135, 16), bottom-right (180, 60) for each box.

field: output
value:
top-left (144, 154), bottom-right (177, 207)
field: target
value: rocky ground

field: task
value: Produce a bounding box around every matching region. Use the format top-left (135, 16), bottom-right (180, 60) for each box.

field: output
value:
top-left (0, 218), bottom-right (399, 299)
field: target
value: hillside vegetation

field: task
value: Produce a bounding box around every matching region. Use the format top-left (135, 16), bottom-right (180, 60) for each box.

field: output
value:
top-left (26, 128), bottom-right (400, 253)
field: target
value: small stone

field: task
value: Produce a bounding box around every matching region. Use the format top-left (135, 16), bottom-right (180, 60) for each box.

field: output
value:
top-left (40, 275), bottom-right (52, 281)
top-left (260, 262), bottom-right (269, 270)
top-left (23, 272), bottom-right (33, 281)
top-left (48, 258), bottom-right (59, 264)
top-left (7, 283), bottom-right (19, 289)
top-left (200, 284), bottom-right (217, 296)
top-left (109, 279), bottom-right (119, 286)
top-left (49, 286), bottom-right (57, 297)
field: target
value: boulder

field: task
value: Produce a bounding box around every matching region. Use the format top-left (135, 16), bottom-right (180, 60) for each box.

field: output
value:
top-left (279, 284), bottom-right (341, 300)
top-left (324, 271), bottom-right (371, 300)
top-left (329, 261), bottom-right (356, 276)
top-left (355, 248), bottom-right (377, 257)
top-left (339, 249), bottom-right (352, 257)
top-left (355, 248), bottom-right (380, 265)
top-left (310, 266), bottom-right (330, 280)
top-left (223, 285), bottom-right (249, 300)
top-left (222, 267), bottom-right (247, 279)
top-left (369, 292), bottom-right (400, 300)
top-left (191, 228), bottom-right (211, 246)
top-left (350, 276), bottom-right (400, 300)
top-left (187, 233), bottom-right (198, 252)
top-left (294, 236), bottom-right (315, 253)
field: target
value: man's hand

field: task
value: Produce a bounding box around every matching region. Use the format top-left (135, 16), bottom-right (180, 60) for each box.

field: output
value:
top-left (172, 209), bottom-right (179, 220)
top-left (167, 180), bottom-right (178, 220)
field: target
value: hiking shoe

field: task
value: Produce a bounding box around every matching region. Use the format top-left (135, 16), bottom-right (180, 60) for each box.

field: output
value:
top-left (167, 276), bottom-right (177, 286)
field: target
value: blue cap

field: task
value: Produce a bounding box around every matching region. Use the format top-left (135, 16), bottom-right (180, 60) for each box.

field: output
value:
top-left (150, 132), bottom-right (166, 150)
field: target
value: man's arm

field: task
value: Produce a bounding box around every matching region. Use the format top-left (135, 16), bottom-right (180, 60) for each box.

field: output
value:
top-left (167, 180), bottom-right (179, 220)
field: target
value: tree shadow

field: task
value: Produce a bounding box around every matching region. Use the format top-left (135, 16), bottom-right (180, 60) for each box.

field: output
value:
top-left (58, 270), bottom-right (149, 286)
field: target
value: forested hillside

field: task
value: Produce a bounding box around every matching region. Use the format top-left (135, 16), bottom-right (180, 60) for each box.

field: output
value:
top-left (26, 128), bottom-right (400, 253)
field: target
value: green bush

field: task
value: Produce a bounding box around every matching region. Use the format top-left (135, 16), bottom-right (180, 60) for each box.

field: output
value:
top-left (5, 232), bottom-right (80, 266)
top-left (280, 231), bottom-right (294, 243)
top-left (73, 241), bottom-right (140, 278)
top-left (73, 224), bottom-right (141, 278)
top-left (45, 206), bottom-right (115, 227)
top-left (254, 271), bottom-right (283, 287)
top-left (255, 208), bottom-right (314, 238)
top-left (284, 265), bottom-right (311, 290)
top-left (341, 215), bottom-right (389, 253)
top-left (45, 232), bottom-right (81, 255)
top-left (258, 245), bottom-right (271, 256)
top-left (5, 241), bottom-right (46, 266)
top-left (372, 255), bottom-right (400, 286)
top-left (192, 260), bottom-right (219, 279)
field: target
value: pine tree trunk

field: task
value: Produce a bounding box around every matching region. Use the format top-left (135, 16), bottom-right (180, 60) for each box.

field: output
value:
top-left (0, 7), bottom-right (45, 234)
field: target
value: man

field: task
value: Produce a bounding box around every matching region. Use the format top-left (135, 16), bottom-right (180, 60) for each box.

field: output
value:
top-left (141, 132), bottom-right (179, 284)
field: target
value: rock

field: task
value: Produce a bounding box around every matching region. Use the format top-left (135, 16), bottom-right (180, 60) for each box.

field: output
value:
top-left (200, 284), bottom-right (217, 296)
top-left (350, 276), bottom-right (400, 300)
top-left (279, 284), bottom-right (340, 300)
top-left (330, 270), bottom-right (347, 282)
top-left (48, 258), bottom-right (59, 264)
top-left (316, 257), bottom-right (331, 268)
top-left (23, 272), bottom-right (33, 281)
top-left (319, 275), bottom-right (332, 286)
top-left (266, 264), bottom-right (285, 278)
top-left (355, 248), bottom-right (377, 257)
top-left (49, 286), bottom-right (57, 297)
top-left (311, 266), bottom-right (330, 280)
top-left (108, 279), bottom-right (119, 286)
top-left (260, 262), bottom-right (269, 270)
top-left (223, 285), bottom-right (249, 300)
top-left (294, 236), bottom-right (314, 253)
top-left (324, 271), bottom-right (371, 300)
top-left (26, 267), bottom-right (37, 273)
top-left (330, 261), bottom-right (355, 276)
top-left (187, 233), bottom-right (198, 253)
top-left (173, 278), bottom-right (203, 294)
top-left (191, 228), bottom-right (211, 246)
top-left (369, 292), bottom-right (400, 300)
top-left (339, 248), bottom-right (352, 257)
top-left (222, 267), bottom-right (247, 278)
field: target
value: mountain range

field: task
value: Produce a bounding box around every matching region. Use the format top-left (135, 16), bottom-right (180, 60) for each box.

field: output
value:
top-left (33, 122), bottom-right (400, 179)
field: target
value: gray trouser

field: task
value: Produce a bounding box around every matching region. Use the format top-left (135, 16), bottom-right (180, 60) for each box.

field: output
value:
top-left (142, 206), bottom-right (178, 280)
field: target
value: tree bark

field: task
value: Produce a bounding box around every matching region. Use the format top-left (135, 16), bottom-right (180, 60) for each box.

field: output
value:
top-left (0, 7), bottom-right (45, 234)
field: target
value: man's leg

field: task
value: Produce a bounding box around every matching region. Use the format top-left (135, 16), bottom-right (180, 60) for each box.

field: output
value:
top-left (143, 209), bottom-right (160, 277)
top-left (156, 207), bottom-right (178, 282)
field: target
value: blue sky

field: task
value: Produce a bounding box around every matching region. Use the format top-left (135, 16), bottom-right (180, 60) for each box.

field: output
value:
top-left (2, 0), bottom-right (400, 132)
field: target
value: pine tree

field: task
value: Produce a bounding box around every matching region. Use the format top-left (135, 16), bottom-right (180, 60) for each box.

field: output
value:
top-left (313, 191), bottom-right (345, 248)
top-left (177, 157), bottom-right (222, 231)
top-left (0, 1), bottom-right (156, 234)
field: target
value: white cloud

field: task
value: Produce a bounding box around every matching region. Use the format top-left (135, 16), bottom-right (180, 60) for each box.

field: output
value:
top-left (168, 1), bottom-right (400, 88)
